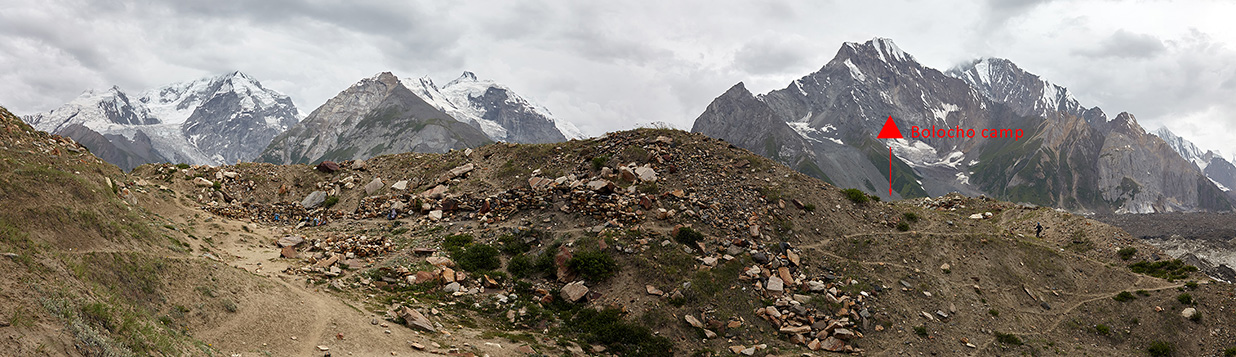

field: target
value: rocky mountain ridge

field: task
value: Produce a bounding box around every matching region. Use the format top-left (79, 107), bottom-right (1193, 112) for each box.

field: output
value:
top-left (257, 72), bottom-right (492, 165)
top-left (693, 37), bottom-right (1232, 213)
top-left (406, 71), bottom-right (585, 144)
top-left (23, 71), bottom-right (300, 170)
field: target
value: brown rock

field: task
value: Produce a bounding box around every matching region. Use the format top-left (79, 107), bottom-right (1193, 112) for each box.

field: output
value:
top-left (316, 161), bottom-right (341, 173)
top-left (441, 268), bottom-right (456, 283)
top-left (779, 325), bottom-right (811, 334)
top-left (516, 345), bottom-right (535, 354)
top-left (807, 338), bottom-right (821, 350)
top-left (786, 250), bottom-right (800, 266)
top-left (833, 328), bottom-right (856, 340)
top-left (555, 245), bottom-right (574, 282)
top-left (561, 281), bottom-right (589, 302)
top-left (280, 245), bottom-right (298, 259)
top-left (396, 306), bottom-right (435, 332)
top-left (777, 266), bottom-right (792, 286)
top-left (820, 336), bottom-right (845, 352)
top-left (528, 177), bottom-right (553, 191)
top-left (646, 285), bottom-right (664, 296)
top-left (411, 271), bottom-right (436, 284)
top-left (277, 235), bottom-right (304, 248)
top-left (426, 256), bottom-right (454, 268)
top-left (316, 255), bottom-right (340, 268)
top-left (684, 314), bottom-right (704, 328)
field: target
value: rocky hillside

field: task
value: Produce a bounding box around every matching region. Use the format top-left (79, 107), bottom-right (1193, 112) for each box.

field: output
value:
top-left (23, 72), bottom-right (300, 170)
top-left (257, 72), bottom-right (492, 165)
top-left (5, 100), bottom-right (1236, 356)
top-left (407, 72), bottom-right (586, 144)
top-left (1152, 126), bottom-right (1236, 195)
top-left (692, 38), bottom-right (1231, 213)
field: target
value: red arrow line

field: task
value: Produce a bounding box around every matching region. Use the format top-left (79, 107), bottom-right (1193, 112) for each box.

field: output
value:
top-left (888, 146), bottom-right (893, 196)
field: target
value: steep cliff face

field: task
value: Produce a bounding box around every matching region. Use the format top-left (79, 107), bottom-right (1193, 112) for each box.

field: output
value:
top-left (258, 72), bottom-right (491, 165)
top-left (692, 37), bottom-right (1233, 213)
top-left (24, 72), bottom-right (300, 169)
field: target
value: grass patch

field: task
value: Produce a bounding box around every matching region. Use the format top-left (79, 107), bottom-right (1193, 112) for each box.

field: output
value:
top-left (988, 309), bottom-right (999, 317)
top-left (1112, 291), bottom-right (1135, 302)
top-left (1177, 293), bottom-right (1193, 305)
top-left (1129, 259), bottom-right (1198, 280)
top-left (1094, 324), bottom-right (1110, 335)
top-left (674, 226), bottom-right (704, 246)
top-left (914, 326), bottom-right (927, 337)
top-left (902, 212), bottom-right (919, 223)
top-left (994, 331), bottom-right (1022, 345)
top-left (842, 188), bottom-right (869, 204)
top-left (560, 308), bottom-right (673, 357)
top-left (1147, 341), bottom-right (1173, 357)
top-left (323, 195), bottom-right (339, 208)
top-left (568, 250), bottom-right (619, 282)
top-left (1118, 247), bottom-right (1137, 260)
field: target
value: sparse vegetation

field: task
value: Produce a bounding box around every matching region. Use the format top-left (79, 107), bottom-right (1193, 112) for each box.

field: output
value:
top-left (1118, 247), bottom-right (1137, 260)
top-left (561, 307), bottom-right (673, 357)
top-left (591, 155), bottom-right (610, 170)
top-left (1177, 293), bottom-right (1193, 305)
top-left (453, 243), bottom-right (501, 272)
top-left (902, 212), bottom-right (919, 223)
top-left (988, 309), bottom-right (999, 317)
top-left (1113, 291), bottom-right (1136, 302)
top-left (896, 221), bottom-right (910, 231)
top-left (674, 226), bottom-right (704, 246)
top-left (914, 325), bottom-right (927, 337)
top-left (1224, 346), bottom-right (1236, 357)
top-left (569, 250), bottom-right (619, 282)
top-left (1147, 341), bottom-right (1173, 357)
top-left (803, 203), bottom-right (816, 212)
top-left (1136, 289), bottom-right (1150, 296)
top-left (994, 331), bottom-right (1022, 345)
top-left (1189, 310), bottom-right (1202, 322)
top-left (1184, 281), bottom-right (1199, 290)
top-left (842, 188), bottom-right (869, 204)
top-left (1129, 259), bottom-right (1198, 280)
top-left (323, 195), bottom-right (339, 208)
top-left (1095, 324), bottom-right (1110, 335)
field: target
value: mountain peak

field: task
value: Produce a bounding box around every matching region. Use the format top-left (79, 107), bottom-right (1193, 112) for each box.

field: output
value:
top-left (842, 37), bottom-right (915, 63)
top-left (458, 71), bottom-right (478, 82)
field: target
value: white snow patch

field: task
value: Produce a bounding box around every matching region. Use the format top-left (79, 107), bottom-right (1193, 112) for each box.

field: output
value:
top-left (843, 59), bottom-right (866, 81)
top-left (956, 172), bottom-right (970, 185)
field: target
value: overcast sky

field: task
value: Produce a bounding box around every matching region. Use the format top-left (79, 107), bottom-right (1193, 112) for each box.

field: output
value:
top-left (4, 0), bottom-right (1236, 159)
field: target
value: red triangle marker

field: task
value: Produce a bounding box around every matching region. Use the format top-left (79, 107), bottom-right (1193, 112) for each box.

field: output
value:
top-left (877, 116), bottom-right (903, 139)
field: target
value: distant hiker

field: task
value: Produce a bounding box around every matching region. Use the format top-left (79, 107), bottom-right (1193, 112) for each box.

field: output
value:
top-left (1035, 222), bottom-right (1043, 238)
top-left (388, 208), bottom-right (398, 220)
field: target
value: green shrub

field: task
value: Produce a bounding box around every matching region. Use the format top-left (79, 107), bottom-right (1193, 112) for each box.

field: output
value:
top-left (1147, 341), bottom-right (1173, 357)
top-left (175, 163), bottom-right (190, 170)
top-left (569, 250), bottom-right (619, 282)
top-left (842, 188), bottom-right (869, 204)
top-left (442, 234), bottom-right (474, 252)
top-left (1118, 247), bottom-right (1137, 260)
top-left (323, 195), bottom-right (339, 208)
top-left (896, 221), bottom-right (910, 231)
top-left (1223, 346), bottom-right (1236, 357)
top-left (902, 212), bottom-right (919, 223)
top-left (1129, 259), bottom-right (1198, 280)
top-left (803, 203), bottom-right (816, 212)
top-left (453, 243), bottom-right (500, 272)
top-left (914, 326), bottom-right (927, 337)
top-left (507, 253), bottom-right (535, 278)
top-left (988, 309), bottom-right (999, 317)
top-left (1113, 291), bottom-right (1136, 302)
top-left (994, 331), bottom-right (1022, 345)
top-left (564, 308), bottom-right (673, 357)
top-left (1185, 281), bottom-right (1199, 290)
top-left (1095, 324), bottom-right (1110, 335)
top-left (1189, 310), bottom-right (1202, 322)
top-left (591, 155), bottom-right (610, 170)
top-left (1177, 293), bottom-right (1193, 305)
top-left (1136, 289), bottom-right (1150, 296)
top-left (674, 226), bottom-right (704, 246)
top-left (498, 234), bottom-right (532, 255)
top-left (638, 182), bottom-right (658, 194)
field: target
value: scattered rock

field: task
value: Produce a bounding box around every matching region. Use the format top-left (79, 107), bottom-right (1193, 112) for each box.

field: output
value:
top-left (301, 191), bottom-right (327, 208)
top-left (396, 306), bottom-right (435, 332)
top-left (555, 246), bottom-right (574, 283)
top-left (391, 180), bottom-right (408, 190)
top-left (685, 314), bottom-right (704, 328)
top-left (193, 177), bottom-right (214, 187)
top-left (277, 235), bottom-right (305, 248)
top-left (280, 245), bottom-right (298, 259)
top-left (968, 213), bottom-right (984, 220)
top-left (421, 185), bottom-right (448, 199)
top-left (634, 165), bottom-right (657, 182)
top-left (819, 336), bottom-right (845, 352)
top-left (787, 250), bottom-right (800, 266)
top-left (779, 325), bottom-right (810, 334)
top-left (766, 276), bottom-right (784, 292)
top-left (426, 257), bottom-right (453, 267)
top-left (561, 281), bottom-right (589, 302)
top-left (364, 178), bottom-right (384, 195)
top-left (316, 161), bottom-right (341, 173)
top-left (1182, 307), bottom-right (1197, 319)
top-left (444, 282), bottom-right (462, 293)
top-left (940, 263), bottom-right (951, 271)
top-left (411, 342), bottom-right (426, 350)
top-left (646, 285), bottom-right (664, 296)
top-left (516, 345), bottom-right (534, 354)
top-left (350, 159), bottom-right (366, 171)
top-left (428, 210), bottom-right (443, 220)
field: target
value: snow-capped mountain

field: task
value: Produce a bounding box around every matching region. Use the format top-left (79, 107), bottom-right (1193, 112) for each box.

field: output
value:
top-left (693, 37), bottom-right (1232, 213)
top-left (24, 72), bottom-right (300, 170)
top-left (258, 72), bottom-right (492, 165)
top-left (1152, 127), bottom-right (1236, 192)
top-left (405, 72), bottom-right (585, 143)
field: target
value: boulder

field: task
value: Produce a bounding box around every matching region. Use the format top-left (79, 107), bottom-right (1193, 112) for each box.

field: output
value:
top-left (193, 177), bottom-right (214, 187)
top-left (586, 179), bottom-right (615, 193)
top-left (280, 246), bottom-right (298, 259)
top-left (350, 159), bottom-right (366, 171)
top-left (391, 180), bottom-right (408, 190)
top-left (555, 245), bottom-right (574, 282)
top-left (766, 276), bottom-right (784, 292)
top-left (444, 282), bottom-right (462, 293)
top-left (426, 256), bottom-right (454, 268)
top-left (421, 185), bottom-right (448, 199)
top-left (618, 167), bottom-right (636, 182)
top-left (1182, 307), bottom-right (1197, 319)
top-left (316, 161), bottom-right (341, 173)
top-left (301, 191), bottom-right (326, 208)
top-left (634, 165), bottom-right (657, 182)
top-left (684, 314), bottom-right (704, 328)
top-left (364, 178), bottom-right (384, 195)
top-left (410, 271), bottom-right (437, 284)
top-left (820, 336), bottom-right (845, 352)
top-left (428, 210), bottom-right (443, 220)
top-left (277, 235), bottom-right (305, 248)
top-left (528, 177), bottom-right (554, 191)
top-left (396, 306), bottom-right (435, 332)
top-left (646, 285), bottom-right (664, 296)
top-left (561, 281), bottom-right (589, 302)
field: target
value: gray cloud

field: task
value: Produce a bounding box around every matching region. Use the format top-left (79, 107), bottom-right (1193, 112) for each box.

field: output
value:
top-left (3, 0), bottom-right (1236, 159)
top-left (1074, 29), bottom-right (1166, 59)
